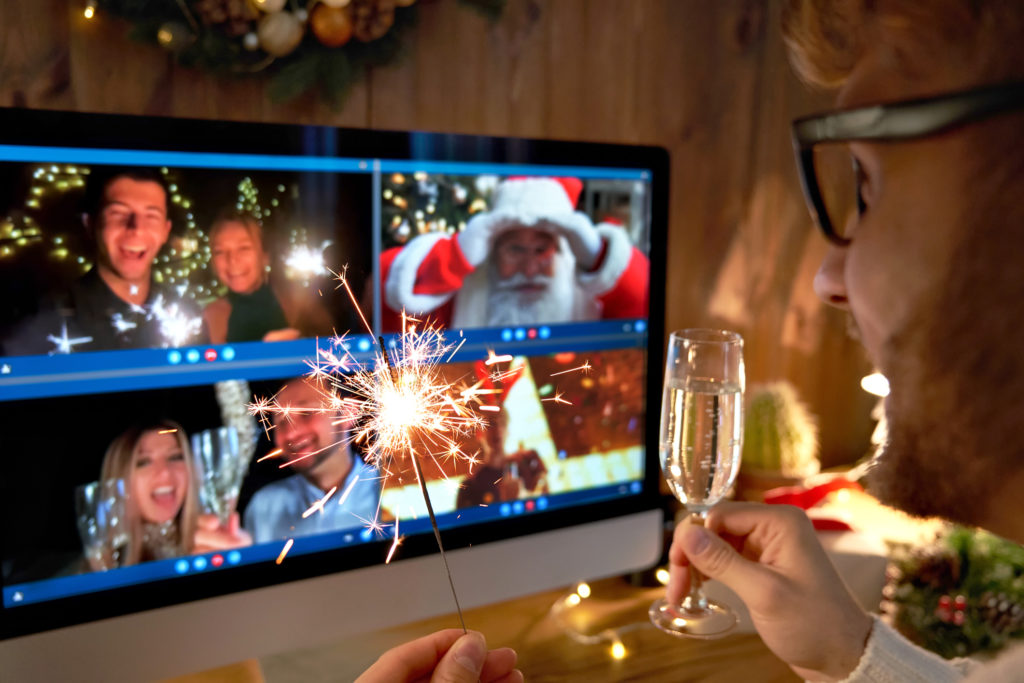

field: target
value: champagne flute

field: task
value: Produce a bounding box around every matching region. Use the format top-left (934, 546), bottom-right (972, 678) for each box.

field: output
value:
top-left (649, 328), bottom-right (744, 638)
top-left (75, 479), bottom-right (130, 570)
top-left (190, 426), bottom-right (245, 526)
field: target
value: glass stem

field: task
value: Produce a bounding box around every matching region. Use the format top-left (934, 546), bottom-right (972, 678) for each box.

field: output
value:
top-left (681, 510), bottom-right (710, 614)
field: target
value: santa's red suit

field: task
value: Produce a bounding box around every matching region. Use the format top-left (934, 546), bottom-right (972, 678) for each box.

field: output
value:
top-left (380, 177), bottom-right (649, 332)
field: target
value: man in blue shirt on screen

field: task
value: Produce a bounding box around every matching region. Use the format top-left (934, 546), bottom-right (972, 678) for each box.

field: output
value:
top-left (244, 376), bottom-right (381, 545)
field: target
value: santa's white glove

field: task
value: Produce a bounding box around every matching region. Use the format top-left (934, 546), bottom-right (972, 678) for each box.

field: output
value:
top-left (455, 216), bottom-right (502, 267)
top-left (547, 212), bottom-right (604, 271)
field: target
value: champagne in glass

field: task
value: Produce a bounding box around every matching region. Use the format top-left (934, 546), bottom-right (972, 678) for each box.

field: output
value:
top-left (650, 329), bottom-right (744, 638)
top-left (75, 479), bottom-right (129, 570)
top-left (191, 426), bottom-right (245, 526)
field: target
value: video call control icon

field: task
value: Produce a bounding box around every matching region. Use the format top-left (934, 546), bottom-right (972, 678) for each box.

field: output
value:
top-left (168, 346), bottom-right (235, 365)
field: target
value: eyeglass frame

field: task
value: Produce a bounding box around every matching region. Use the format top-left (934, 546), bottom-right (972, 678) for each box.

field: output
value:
top-left (791, 81), bottom-right (1024, 245)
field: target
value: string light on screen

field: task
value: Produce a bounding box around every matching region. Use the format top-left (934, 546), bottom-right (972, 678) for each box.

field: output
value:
top-left (84, 0), bottom-right (97, 20)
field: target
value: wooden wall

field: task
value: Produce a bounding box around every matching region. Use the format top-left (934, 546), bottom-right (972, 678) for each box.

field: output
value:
top-left (0, 0), bottom-right (876, 467)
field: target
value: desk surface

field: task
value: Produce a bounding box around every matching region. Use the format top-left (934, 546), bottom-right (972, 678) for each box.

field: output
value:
top-left (163, 488), bottom-right (915, 683)
top-left (242, 576), bottom-right (799, 682)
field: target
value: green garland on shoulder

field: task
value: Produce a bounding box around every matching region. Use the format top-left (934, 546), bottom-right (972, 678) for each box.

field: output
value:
top-left (883, 525), bottom-right (1024, 659)
top-left (93, 0), bottom-right (504, 106)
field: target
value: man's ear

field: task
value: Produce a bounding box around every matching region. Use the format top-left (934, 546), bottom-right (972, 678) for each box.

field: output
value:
top-left (159, 219), bottom-right (173, 246)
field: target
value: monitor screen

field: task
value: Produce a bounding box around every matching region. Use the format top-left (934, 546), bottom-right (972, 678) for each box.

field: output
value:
top-left (0, 107), bottom-right (668, 680)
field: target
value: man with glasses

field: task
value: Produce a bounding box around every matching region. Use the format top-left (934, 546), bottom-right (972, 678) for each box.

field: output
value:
top-left (666, 2), bottom-right (1024, 681)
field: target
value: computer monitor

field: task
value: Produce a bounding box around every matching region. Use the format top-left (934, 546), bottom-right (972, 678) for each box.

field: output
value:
top-left (0, 107), bottom-right (669, 681)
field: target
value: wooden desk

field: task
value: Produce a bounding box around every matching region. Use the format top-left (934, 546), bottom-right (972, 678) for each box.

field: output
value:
top-left (252, 576), bottom-right (799, 682)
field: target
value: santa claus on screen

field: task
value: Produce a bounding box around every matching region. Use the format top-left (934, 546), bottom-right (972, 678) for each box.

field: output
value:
top-left (379, 176), bottom-right (649, 331)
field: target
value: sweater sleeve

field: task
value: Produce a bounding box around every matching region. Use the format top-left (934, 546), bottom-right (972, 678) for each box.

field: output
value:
top-left (836, 616), bottom-right (977, 683)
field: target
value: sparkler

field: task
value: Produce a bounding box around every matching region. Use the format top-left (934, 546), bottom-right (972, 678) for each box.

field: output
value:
top-left (284, 241), bottom-right (332, 282)
top-left (109, 294), bottom-right (203, 348)
top-left (249, 270), bottom-right (492, 633)
top-left (46, 320), bottom-right (93, 354)
top-left (147, 294), bottom-right (203, 347)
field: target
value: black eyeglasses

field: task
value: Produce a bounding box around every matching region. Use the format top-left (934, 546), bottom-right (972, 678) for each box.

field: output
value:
top-left (792, 81), bottom-right (1024, 245)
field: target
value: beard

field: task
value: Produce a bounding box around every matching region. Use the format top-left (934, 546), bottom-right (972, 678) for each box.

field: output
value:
top-left (865, 175), bottom-right (1024, 529)
top-left (483, 270), bottom-right (577, 326)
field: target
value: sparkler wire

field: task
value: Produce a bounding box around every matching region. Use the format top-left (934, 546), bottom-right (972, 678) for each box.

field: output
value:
top-left (377, 336), bottom-right (467, 634)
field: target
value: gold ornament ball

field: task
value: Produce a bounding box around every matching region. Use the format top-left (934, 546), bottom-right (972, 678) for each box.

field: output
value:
top-left (310, 4), bottom-right (354, 47)
top-left (257, 11), bottom-right (305, 57)
top-left (251, 0), bottom-right (287, 12)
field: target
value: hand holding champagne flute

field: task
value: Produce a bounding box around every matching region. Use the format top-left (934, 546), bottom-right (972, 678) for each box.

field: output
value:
top-left (650, 329), bottom-right (744, 638)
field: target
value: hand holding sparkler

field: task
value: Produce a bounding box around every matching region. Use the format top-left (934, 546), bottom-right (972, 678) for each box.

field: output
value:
top-left (355, 629), bottom-right (521, 683)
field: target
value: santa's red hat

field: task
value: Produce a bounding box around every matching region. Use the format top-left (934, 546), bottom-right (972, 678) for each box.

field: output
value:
top-left (466, 176), bottom-right (585, 236)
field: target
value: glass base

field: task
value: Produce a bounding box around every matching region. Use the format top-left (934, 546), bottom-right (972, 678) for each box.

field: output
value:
top-left (648, 597), bottom-right (737, 639)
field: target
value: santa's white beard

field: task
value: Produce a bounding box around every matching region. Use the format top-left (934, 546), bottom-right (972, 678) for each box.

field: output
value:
top-left (451, 250), bottom-right (585, 328)
top-left (484, 272), bottom-right (577, 326)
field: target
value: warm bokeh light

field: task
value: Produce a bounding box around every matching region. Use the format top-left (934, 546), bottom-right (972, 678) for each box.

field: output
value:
top-left (610, 641), bottom-right (627, 660)
top-left (655, 567), bottom-right (671, 586)
top-left (576, 582), bottom-right (591, 599)
top-left (861, 372), bottom-right (890, 397)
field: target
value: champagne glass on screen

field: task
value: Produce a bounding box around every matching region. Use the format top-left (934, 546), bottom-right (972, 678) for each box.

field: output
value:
top-left (75, 479), bottom-right (129, 570)
top-left (190, 426), bottom-right (246, 526)
top-left (649, 329), bottom-right (744, 638)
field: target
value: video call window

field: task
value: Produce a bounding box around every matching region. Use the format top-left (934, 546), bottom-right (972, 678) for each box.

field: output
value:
top-left (2, 345), bottom-right (644, 595)
top-left (378, 174), bottom-right (652, 333)
top-left (0, 162), bottom-right (373, 357)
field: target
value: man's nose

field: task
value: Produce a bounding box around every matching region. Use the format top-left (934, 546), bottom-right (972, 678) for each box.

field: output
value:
top-left (125, 212), bottom-right (138, 231)
top-left (521, 256), bottom-right (541, 278)
top-left (813, 243), bottom-right (850, 309)
top-left (276, 417), bottom-right (301, 443)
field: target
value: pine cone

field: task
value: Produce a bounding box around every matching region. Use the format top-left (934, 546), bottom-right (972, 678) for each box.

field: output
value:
top-left (978, 592), bottom-right (1024, 634)
top-left (194, 0), bottom-right (259, 37)
top-left (352, 0), bottom-right (396, 42)
top-left (913, 549), bottom-right (961, 591)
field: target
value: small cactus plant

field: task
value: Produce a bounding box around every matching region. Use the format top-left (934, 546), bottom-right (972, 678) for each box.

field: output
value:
top-left (742, 381), bottom-right (820, 478)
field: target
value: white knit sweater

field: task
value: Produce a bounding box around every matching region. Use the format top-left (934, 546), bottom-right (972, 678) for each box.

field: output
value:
top-left (836, 616), bottom-right (1024, 683)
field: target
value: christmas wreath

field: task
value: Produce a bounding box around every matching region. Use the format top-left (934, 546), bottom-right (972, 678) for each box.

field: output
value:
top-left (882, 525), bottom-right (1024, 659)
top-left (85, 0), bottom-right (505, 105)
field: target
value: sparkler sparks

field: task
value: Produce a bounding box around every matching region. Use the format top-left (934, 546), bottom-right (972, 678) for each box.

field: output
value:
top-left (284, 241), bottom-right (331, 281)
top-left (337, 474), bottom-right (360, 506)
top-left (147, 295), bottom-right (203, 348)
top-left (257, 447), bottom-right (283, 463)
top-left (385, 518), bottom-right (403, 564)
top-left (550, 360), bottom-right (592, 376)
top-left (302, 486), bottom-right (338, 519)
top-left (542, 392), bottom-right (573, 405)
top-left (485, 349), bottom-right (514, 366)
top-left (276, 538), bottom-right (294, 565)
top-left (247, 271), bottom-right (498, 633)
top-left (46, 320), bottom-right (93, 354)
